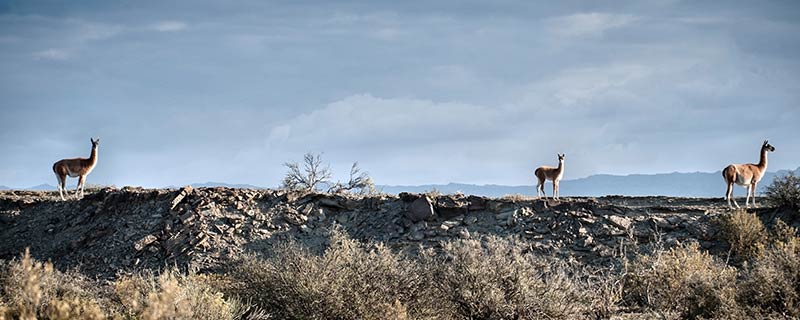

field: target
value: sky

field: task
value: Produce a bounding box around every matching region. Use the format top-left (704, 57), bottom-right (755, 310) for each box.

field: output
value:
top-left (0, 0), bottom-right (799, 188)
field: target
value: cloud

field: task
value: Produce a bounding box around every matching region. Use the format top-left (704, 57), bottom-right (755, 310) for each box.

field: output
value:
top-left (152, 21), bottom-right (187, 32)
top-left (32, 48), bottom-right (70, 60)
top-left (74, 20), bottom-right (125, 41)
top-left (267, 94), bottom-right (502, 153)
top-left (546, 13), bottom-right (639, 38)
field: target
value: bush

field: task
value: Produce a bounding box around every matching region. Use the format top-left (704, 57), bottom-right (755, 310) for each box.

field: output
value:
top-left (0, 249), bottom-right (253, 320)
top-left (282, 153), bottom-right (376, 194)
top-left (114, 270), bottom-right (256, 320)
top-left (423, 236), bottom-right (597, 319)
top-left (764, 172), bottom-right (800, 210)
top-left (737, 220), bottom-right (800, 317)
top-left (282, 153), bottom-right (333, 192)
top-left (718, 210), bottom-right (768, 262)
top-left (230, 229), bottom-right (431, 319)
top-left (624, 243), bottom-right (741, 319)
top-left (0, 249), bottom-right (107, 320)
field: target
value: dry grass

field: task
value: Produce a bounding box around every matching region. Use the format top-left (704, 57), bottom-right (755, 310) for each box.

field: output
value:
top-left (230, 232), bottom-right (604, 320)
top-left (500, 194), bottom-right (532, 202)
top-left (230, 229), bottom-right (430, 320)
top-left (623, 243), bottom-right (741, 319)
top-left (0, 249), bottom-right (257, 320)
top-left (0, 248), bottom-right (107, 320)
top-left (2, 216), bottom-right (798, 320)
top-left (736, 220), bottom-right (800, 318)
top-left (423, 236), bottom-right (601, 320)
top-left (718, 209), bottom-right (768, 262)
top-left (114, 270), bottom-right (256, 320)
top-left (764, 172), bottom-right (800, 210)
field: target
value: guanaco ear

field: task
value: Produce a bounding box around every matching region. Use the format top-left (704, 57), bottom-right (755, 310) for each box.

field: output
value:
top-left (763, 140), bottom-right (769, 146)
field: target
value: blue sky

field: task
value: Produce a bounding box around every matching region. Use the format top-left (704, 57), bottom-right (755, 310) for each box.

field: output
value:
top-left (1, 0), bottom-right (799, 188)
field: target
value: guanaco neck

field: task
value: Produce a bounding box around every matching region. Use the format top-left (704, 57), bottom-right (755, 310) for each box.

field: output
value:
top-left (757, 147), bottom-right (768, 171)
top-left (556, 160), bottom-right (564, 173)
top-left (88, 146), bottom-right (98, 166)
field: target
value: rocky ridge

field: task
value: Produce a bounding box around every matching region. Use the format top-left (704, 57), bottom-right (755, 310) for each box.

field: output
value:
top-left (1, 187), bottom-right (795, 279)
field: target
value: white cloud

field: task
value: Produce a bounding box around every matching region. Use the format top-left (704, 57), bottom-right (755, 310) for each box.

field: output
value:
top-left (546, 13), bottom-right (639, 38)
top-left (153, 21), bottom-right (187, 32)
top-left (524, 64), bottom-right (653, 108)
top-left (32, 48), bottom-right (70, 61)
top-left (267, 94), bottom-right (501, 152)
top-left (74, 20), bottom-right (125, 41)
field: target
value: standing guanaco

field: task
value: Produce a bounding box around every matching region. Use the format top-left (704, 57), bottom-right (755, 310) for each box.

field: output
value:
top-left (722, 140), bottom-right (775, 208)
top-left (535, 153), bottom-right (565, 200)
top-left (53, 138), bottom-right (99, 200)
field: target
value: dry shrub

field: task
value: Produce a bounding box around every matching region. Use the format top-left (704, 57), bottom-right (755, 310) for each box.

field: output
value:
top-left (114, 269), bottom-right (252, 320)
top-left (424, 236), bottom-right (596, 320)
top-left (231, 229), bottom-right (429, 320)
top-left (764, 172), bottom-right (800, 210)
top-left (737, 220), bottom-right (800, 317)
top-left (624, 243), bottom-right (741, 319)
top-left (718, 209), bottom-right (768, 261)
top-left (0, 248), bottom-right (107, 320)
top-left (501, 194), bottom-right (530, 202)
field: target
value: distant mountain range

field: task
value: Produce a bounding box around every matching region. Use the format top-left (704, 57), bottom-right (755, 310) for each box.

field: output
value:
top-left (170, 182), bottom-right (264, 189)
top-left (6, 168), bottom-right (798, 197)
top-left (378, 167), bottom-right (800, 198)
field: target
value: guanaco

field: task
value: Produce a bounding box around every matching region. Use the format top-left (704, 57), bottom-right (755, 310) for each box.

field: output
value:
top-left (535, 153), bottom-right (565, 200)
top-left (53, 138), bottom-right (99, 200)
top-left (722, 140), bottom-right (775, 208)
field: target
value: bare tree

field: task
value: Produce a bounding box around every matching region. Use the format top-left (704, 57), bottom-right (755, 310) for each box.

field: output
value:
top-left (282, 153), bottom-right (333, 192)
top-left (329, 162), bottom-right (376, 195)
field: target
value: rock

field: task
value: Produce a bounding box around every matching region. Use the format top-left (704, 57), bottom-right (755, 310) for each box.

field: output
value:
top-left (179, 211), bottom-right (195, 224)
top-left (410, 221), bottom-right (428, 233)
top-left (134, 235), bottom-right (157, 251)
top-left (606, 215), bottom-right (632, 230)
top-left (575, 236), bottom-right (594, 250)
top-left (407, 196), bottom-right (436, 222)
top-left (409, 231), bottom-right (425, 241)
top-left (285, 213), bottom-right (308, 226)
top-left (318, 197), bottom-right (345, 209)
top-left (170, 186), bottom-right (193, 210)
top-left (463, 215), bottom-right (478, 225)
top-left (651, 216), bottom-right (674, 230)
top-left (497, 209), bottom-right (515, 221)
top-left (457, 227), bottom-right (470, 239)
top-left (467, 196), bottom-right (487, 211)
top-left (666, 216), bottom-right (683, 225)
top-left (486, 201), bottom-right (505, 213)
top-left (442, 219), bottom-right (461, 229)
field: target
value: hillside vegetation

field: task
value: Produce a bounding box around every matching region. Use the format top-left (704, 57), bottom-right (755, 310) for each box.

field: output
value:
top-left (1, 186), bottom-right (799, 319)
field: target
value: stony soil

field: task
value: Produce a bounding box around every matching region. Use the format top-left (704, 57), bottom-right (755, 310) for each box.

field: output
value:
top-left (1, 187), bottom-right (797, 279)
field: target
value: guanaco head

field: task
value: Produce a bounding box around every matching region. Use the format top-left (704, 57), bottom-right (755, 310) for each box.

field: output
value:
top-left (558, 153), bottom-right (565, 162)
top-left (91, 137), bottom-right (100, 148)
top-left (762, 140), bottom-right (775, 152)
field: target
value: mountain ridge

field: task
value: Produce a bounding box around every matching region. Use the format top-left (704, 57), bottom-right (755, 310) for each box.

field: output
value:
top-left (8, 167), bottom-right (798, 197)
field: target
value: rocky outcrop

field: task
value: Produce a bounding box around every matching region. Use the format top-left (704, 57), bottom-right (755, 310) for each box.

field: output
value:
top-left (1, 188), bottom-right (796, 279)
